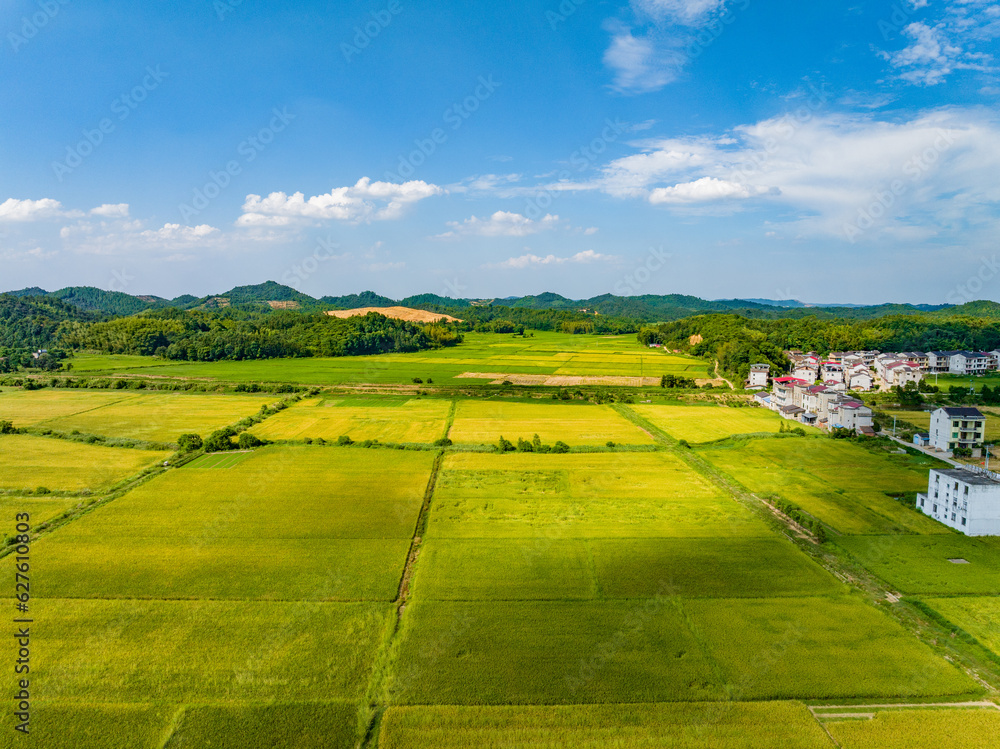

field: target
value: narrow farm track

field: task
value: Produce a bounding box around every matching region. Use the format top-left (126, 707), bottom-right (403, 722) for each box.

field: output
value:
top-left (613, 404), bottom-right (1000, 698)
top-left (362, 449), bottom-right (446, 748)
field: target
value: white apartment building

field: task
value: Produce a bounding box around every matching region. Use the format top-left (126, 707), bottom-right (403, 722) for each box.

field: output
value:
top-left (881, 361), bottom-right (924, 390)
top-left (918, 468), bottom-right (1000, 536)
top-left (821, 361), bottom-right (844, 383)
top-left (929, 407), bottom-right (986, 452)
top-left (828, 400), bottom-right (875, 434)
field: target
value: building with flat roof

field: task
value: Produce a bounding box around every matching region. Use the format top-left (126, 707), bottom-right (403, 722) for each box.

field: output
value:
top-left (918, 468), bottom-right (1000, 536)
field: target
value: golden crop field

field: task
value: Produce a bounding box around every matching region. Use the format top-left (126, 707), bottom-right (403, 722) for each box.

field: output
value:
top-left (249, 397), bottom-right (450, 443)
top-left (448, 400), bottom-right (655, 446)
top-left (633, 404), bottom-right (797, 443)
top-left (0, 434), bottom-right (169, 492)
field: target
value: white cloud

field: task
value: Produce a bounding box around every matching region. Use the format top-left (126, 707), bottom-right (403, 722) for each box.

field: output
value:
top-left (0, 198), bottom-right (78, 222)
top-left (365, 261), bottom-right (406, 272)
top-left (238, 178), bottom-right (443, 226)
top-left (632, 0), bottom-right (726, 24)
top-left (89, 203), bottom-right (130, 218)
top-left (882, 2), bottom-right (999, 86)
top-left (140, 223), bottom-right (219, 242)
top-left (603, 22), bottom-right (686, 94)
top-left (649, 177), bottom-right (774, 204)
top-left (437, 211), bottom-right (560, 238)
top-left (487, 249), bottom-right (613, 270)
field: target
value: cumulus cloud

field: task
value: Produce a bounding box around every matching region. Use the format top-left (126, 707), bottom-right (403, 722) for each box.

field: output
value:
top-left (436, 211), bottom-right (560, 238)
top-left (0, 198), bottom-right (79, 222)
top-left (487, 249), bottom-right (613, 270)
top-left (89, 203), bottom-right (130, 218)
top-left (238, 178), bottom-right (443, 226)
top-left (649, 177), bottom-right (775, 204)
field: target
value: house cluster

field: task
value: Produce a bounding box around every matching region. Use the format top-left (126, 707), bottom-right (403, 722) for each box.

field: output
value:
top-left (754, 374), bottom-right (875, 435)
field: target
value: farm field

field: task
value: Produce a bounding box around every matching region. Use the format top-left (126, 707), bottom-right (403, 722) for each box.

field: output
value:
top-left (21, 446), bottom-right (433, 600)
top-left (379, 701), bottom-right (836, 749)
top-left (249, 396), bottom-right (450, 443)
top-left (922, 597), bottom-right (1000, 656)
top-left (0, 598), bottom-right (391, 703)
top-left (682, 596), bottom-right (974, 699)
top-left (36, 391), bottom-right (277, 443)
top-left (698, 438), bottom-right (948, 535)
top-left (414, 537), bottom-right (845, 600)
top-left (430, 452), bottom-right (769, 538)
top-left (0, 434), bottom-right (168, 492)
top-left (835, 535), bottom-right (1000, 595)
top-left (633, 404), bottom-right (799, 443)
top-left (825, 707), bottom-right (1000, 749)
top-left (63, 331), bottom-right (709, 386)
top-left (448, 400), bottom-right (655, 446)
top-left (0, 388), bottom-right (137, 427)
top-left (0, 496), bottom-right (80, 526)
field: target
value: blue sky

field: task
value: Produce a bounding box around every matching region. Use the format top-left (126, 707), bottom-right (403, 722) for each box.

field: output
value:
top-left (1, 0), bottom-right (999, 304)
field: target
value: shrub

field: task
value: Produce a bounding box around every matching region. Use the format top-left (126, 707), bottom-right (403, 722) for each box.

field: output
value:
top-left (552, 441), bottom-right (570, 454)
top-left (497, 436), bottom-right (515, 452)
top-left (237, 432), bottom-right (266, 449)
top-left (0, 420), bottom-right (15, 435)
top-left (434, 437), bottom-right (453, 447)
top-left (517, 438), bottom-right (533, 452)
top-left (606, 440), bottom-right (616, 448)
top-left (412, 377), bottom-right (423, 384)
top-left (337, 435), bottom-right (354, 446)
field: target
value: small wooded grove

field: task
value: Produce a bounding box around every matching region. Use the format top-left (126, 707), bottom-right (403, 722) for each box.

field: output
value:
top-left (55, 308), bottom-right (463, 361)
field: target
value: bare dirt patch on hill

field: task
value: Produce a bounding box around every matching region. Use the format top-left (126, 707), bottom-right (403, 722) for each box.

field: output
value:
top-left (326, 306), bottom-right (461, 323)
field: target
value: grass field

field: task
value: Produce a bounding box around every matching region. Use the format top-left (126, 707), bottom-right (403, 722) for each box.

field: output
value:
top-left (825, 707), bottom-right (1000, 748)
top-left (430, 452), bottom-right (769, 538)
top-left (387, 599), bottom-right (725, 704)
top-left (0, 388), bottom-right (137, 427)
top-left (0, 496), bottom-right (81, 527)
top-left (9, 703), bottom-right (179, 749)
top-left (26, 446), bottom-right (434, 600)
top-left (922, 597), bottom-right (1000, 656)
top-left (835, 535), bottom-right (1000, 595)
top-left (0, 598), bottom-right (391, 703)
top-left (683, 597), bottom-right (976, 699)
top-left (249, 396), bottom-right (450, 443)
top-left (0, 435), bottom-right (168, 492)
top-left (632, 404), bottom-right (798, 443)
top-left (414, 537), bottom-right (845, 601)
top-left (379, 701), bottom-right (836, 749)
top-left (38, 391), bottom-right (277, 442)
top-left (698, 439), bottom-right (947, 535)
top-left (163, 702), bottom-right (361, 749)
top-left (449, 400), bottom-right (655, 446)
top-left (64, 332), bottom-right (709, 386)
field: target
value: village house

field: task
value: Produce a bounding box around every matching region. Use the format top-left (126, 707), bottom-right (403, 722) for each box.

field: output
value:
top-left (746, 364), bottom-right (770, 390)
top-left (929, 407), bottom-right (986, 453)
top-left (820, 361), bottom-right (844, 383)
top-left (918, 468), bottom-right (1000, 536)
top-left (949, 351), bottom-right (995, 376)
top-left (828, 400), bottom-right (875, 435)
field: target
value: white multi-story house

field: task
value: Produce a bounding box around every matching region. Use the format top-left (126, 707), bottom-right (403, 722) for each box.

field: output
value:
top-left (882, 361), bottom-right (924, 390)
top-left (791, 364), bottom-right (819, 383)
top-left (821, 361), bottom-right (844, 383)
top-left (848, 368), bottom-right (874, 391)
top-left (747, 364), bottom-right (770, 390)
top-left (949, 351), bottom-right (995, 375)
top-left (828, 400), bottom-right (875, 435)
top-left (929, 407), bottom-right (986, 452)
top-left (927, 351), bottom-right (956, 374)
top-left (771, 377), bottom-right (809, 411)
top-left (918, 468), bottom-right (1000, 536)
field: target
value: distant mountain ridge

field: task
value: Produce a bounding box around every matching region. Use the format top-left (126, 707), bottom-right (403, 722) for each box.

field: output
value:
top-left (3, 282), bottom-right (994, 322)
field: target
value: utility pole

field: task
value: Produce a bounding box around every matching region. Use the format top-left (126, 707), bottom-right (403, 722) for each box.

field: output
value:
top-left (893, 416), bottom-right (897, 437)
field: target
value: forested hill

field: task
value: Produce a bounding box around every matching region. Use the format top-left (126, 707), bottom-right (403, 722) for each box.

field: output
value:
top-left (4, 281), bottom-right (979, 321)
top-left (641, 312), bottom-right (1000, 382)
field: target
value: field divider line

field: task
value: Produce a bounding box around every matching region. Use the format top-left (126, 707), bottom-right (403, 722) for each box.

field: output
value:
top-left (30, 392), bottom-right (143, 429)
top-left (442, 400), bottom-right (457, 442)
top-left (157, 703), bottom-right (188, 749)
top-left (361, 450), bottom-right (445, 748)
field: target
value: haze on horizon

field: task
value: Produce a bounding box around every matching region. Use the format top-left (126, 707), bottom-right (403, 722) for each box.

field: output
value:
top-left (1, 0), bottom-right (998, 305)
